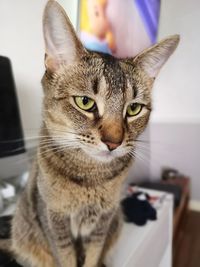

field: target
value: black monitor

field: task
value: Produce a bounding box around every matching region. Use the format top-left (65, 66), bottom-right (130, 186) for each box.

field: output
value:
top-left (0, 56), bottom-right (27, 179)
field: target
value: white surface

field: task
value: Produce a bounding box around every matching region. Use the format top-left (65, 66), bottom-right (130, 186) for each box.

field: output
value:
top-left (106, 189), bottom-right (173, 267)
top-left (189, 200), bottom-right (200, 212)
top-left (159, 245), bottom-right (172, 267)
top-left (1, 183), bottom-right (15, 198)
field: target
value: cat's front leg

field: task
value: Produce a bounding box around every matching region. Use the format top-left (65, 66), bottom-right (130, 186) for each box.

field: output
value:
top-left (48, 211), bottom-right (76, 267)
top-left (82, 213), bottom-right (112, 267)
top-left (82, 235), bottom-right (106, 267)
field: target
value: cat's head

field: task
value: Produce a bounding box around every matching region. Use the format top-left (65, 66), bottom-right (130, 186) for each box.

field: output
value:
top-left (41, 1), bottom-right (179, 162)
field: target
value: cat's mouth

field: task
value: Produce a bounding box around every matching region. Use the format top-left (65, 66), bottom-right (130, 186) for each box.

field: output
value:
top-left (96, 150), bottom-right (113, 157)
top-left (80, 146), bottom-right (115, 162)
top-left (85, 147), bottom-right (127, 162)
top-left (92, 151), bottom-right (115, 162)
top-left (81, 142), bottom-right (129, 162)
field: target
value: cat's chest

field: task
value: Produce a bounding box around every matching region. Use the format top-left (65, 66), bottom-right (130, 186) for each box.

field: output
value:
top-left (70, 204), bottom-right (101, 239)
top-left (38, 167), bottom-right (122, 227)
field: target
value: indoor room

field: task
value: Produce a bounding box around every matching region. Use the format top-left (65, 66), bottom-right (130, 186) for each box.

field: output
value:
top-left (0, 1), bottom-right (199, 267)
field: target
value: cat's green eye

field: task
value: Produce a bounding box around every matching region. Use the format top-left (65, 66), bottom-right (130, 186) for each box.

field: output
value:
top-left (74, 96), bottom-right (96, 111)
top-left (126, 103), bottom-right (143, 117)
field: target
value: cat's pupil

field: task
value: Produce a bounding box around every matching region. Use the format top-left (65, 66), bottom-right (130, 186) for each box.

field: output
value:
top-left (130, 103), bottom-right (137, 110)
top-left (82, 96), bottom-right (89, 105)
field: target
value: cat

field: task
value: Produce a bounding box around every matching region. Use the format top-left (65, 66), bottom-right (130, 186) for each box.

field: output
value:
top-left (10, 1), bottom-right (179, 267)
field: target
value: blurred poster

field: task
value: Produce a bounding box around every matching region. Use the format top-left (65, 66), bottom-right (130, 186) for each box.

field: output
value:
top-left (79, 0), bottom-right (160, 58)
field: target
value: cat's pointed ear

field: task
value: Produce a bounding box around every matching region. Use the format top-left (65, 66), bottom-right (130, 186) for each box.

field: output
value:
top-left (43, 0), bottom-right (85, 73)
top-left (134, 35), bottom-right (180, 78)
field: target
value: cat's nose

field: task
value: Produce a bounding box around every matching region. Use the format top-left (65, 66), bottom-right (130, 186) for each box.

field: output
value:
top-left (101, 139), bottom-right (122, 151)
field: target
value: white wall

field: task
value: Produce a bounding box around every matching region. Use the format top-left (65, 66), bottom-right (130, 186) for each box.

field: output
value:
top-left (150, 0), bottom-right (200, 201)
top-left (0, 0), bottom-right (45, 141)
top-left (150, 123), bottom-right (200, 200)
top-left (0, 0), bottom-right (78, 145)
top-left (151, 0), bottom-right (200, 123)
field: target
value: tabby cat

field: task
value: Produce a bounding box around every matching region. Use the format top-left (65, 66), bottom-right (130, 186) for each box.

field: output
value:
top-left (11, 1), bottom-right (179, 267)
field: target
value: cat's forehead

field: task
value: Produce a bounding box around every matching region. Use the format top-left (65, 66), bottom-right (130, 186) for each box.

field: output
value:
top-left (83, 52), bottom-right (134, 100)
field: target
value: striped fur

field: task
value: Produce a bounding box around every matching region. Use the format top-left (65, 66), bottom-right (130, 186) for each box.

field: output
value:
top-left (11, 1), bottom-right (179, 266)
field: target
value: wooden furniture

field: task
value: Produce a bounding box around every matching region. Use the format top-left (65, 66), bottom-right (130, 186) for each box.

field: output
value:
top-left (162, 177), bottom-right (190, 239)
top-left (162, 177), bottom-right (190, 267)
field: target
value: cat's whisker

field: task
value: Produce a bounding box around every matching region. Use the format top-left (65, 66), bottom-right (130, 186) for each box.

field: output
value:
top-left (38, 142), bottom-right (79, 158)
top-left (38, 143), bottom-right (77, 152)
top-left (134, 144), bottom-right (151, 151)
top-left (27, 135), bottom-right (80, 144)
top-left (134, 143), bottom-right (151, 154)
top-left (6, 139), bottom-right (79, 159)
top-left (39, 139), bottom-right (79, 147)
top-left (128, 148), bottom-right (150, 168)
top-left (0, 136), bottom-right (41, 144)
top-left (25, 127), bottom-right (82, 134)
top-left (38, 139), bottom-right (80, 148)
top-left (12, 153), bottom-right (36, 166)
top-left (0, 135), bottom-right (70, 144)
top-left (129, 154), bottom-right (150, 169)
top-left (37, 145), bottom-right (76, 159)
top-left (0, 139), bottom-right (68, 157)
top-left (0, 146), bottom-right (26, 154)
top-left (11, 141), bottom-right (79, 165)
top-left (126, 142), bottom-right (150, 153)
top-left (136, 150), bottom-right (151, 163)
top-left (135, 139), bottom-right (150, 144)
top-left (40, 127), bottom-right (81, 135)
top-left (38, 138), bottom-right (76, 144)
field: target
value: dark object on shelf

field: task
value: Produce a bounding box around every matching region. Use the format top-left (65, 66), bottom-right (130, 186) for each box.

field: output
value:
top-left (121, 192), bottom-right (157, 226)
top-left (0, 56), bottom-right (25, 158)
top-left (141, 181), bottom-right (182, 208)
top-left (162, 167), bottom-right (180, 181)
top-left (0, 216), bottom-right (22, 267)
top-left (0, 215), bottom-right (12, 239)
top-left (0, 250), bottom-right (22, 267)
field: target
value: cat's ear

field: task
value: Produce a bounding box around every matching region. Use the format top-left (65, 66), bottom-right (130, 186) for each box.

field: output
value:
top-left (134, 35), bottom-right (180, 78)
top-left (43, 0), bottom-right (85, 73)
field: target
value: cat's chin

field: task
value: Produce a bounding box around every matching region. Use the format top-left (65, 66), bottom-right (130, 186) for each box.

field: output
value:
top-left (91, 151), bottom-right (115, 162)
top-left (83, 149), bottom-right (126, 163)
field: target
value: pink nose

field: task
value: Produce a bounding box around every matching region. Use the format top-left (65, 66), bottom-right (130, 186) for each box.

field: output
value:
top-left (101, 140), bottom-right (122, 151)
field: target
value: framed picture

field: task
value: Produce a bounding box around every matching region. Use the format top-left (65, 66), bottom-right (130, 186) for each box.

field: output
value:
top-left (79, 0), bottom-right (160, 58)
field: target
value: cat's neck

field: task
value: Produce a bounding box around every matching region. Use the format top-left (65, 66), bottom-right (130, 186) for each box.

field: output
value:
top-left (38, 127), bottom-right (132, 187)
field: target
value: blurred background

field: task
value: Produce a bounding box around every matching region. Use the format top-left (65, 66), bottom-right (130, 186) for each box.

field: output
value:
top-left (0, 1), bottom-right (199, 266)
